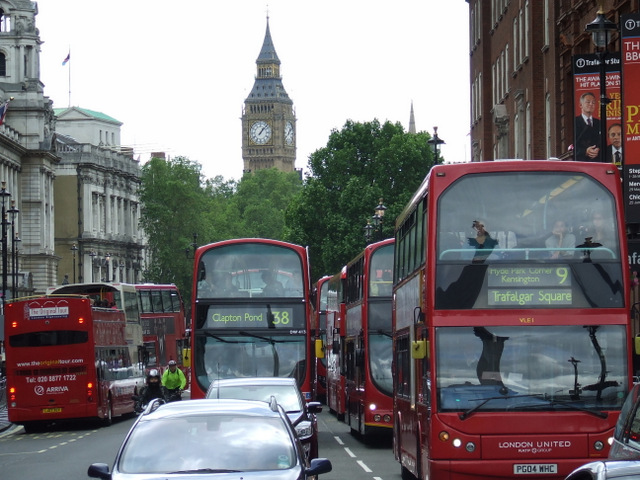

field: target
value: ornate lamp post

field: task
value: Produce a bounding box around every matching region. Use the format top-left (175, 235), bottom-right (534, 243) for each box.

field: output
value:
top-left (185, 232), bottom-right (198, 259)
top-left (427, 126), bottom-right (446, 165)
top-left (364, 198), bottom-right (387, 243)
top-left (70, 243), bottom-right (78, 283)
top-left (12, 232), bottom-right (20, 298)
top-left (0, 181), bottom-right (11, 307)
top-left (585, 2), bottom-right (618, 162)
top-left (7, 200), bottom-right (18, 298)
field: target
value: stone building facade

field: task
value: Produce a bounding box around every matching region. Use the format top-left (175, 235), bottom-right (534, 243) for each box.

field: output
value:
top-left (0, 1), bottom-right (145, 298)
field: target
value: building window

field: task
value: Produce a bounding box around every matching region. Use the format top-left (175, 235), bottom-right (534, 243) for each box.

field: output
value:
top-left (0, 52), bottom-right (6, 76)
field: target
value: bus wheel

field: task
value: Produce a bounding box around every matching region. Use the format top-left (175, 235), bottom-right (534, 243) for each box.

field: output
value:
top-left (23, 421), bottom-right (43, 434)
top-left (401, 465), bottom-right (416, 480)
top-left (103, 397), bottom-right (113, 426)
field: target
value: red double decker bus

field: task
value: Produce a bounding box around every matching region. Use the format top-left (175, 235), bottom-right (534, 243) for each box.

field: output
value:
top-left (344, 238), bottom-right (394, 436)
top-left (392, 161), bottom-right (632, 480)
top-left (325, 267), bottom-right (346, 419)
top-left (311, 275), bottom-right (332, 403)
top-left (190, 238), bottom-right (314, 400)
top-left (5, 294), bottom-right (145, 432)
top-left (135, 283), bottom-right (189, 378)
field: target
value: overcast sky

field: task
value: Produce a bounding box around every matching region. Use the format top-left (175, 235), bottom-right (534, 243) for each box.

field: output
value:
top-left (36, 1), bottom-right (471, 182)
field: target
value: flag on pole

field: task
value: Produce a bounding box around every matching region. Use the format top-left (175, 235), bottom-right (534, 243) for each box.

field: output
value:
top-left (62, 52), bottom-right (70, 66)
top-left (0, 100), bottom-right (10, 126)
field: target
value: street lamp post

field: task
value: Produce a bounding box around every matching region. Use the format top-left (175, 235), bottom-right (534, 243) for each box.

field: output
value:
top-left (585, 2), bottom-right (618, 162)
top-left (70, 243), bottom-right (78, 283)
top-left (427, 126), bottom-right (446, 165)
top-left (7, 200), bottom-right (18, 298)
top-left (364, 198), bottom-right (387, 243)
top-left (185, 232), bottom-right (198, 259)
top-left (0, 182), bottom-right (11, 308)
top-left (12, 233), bottom-right (20, 298)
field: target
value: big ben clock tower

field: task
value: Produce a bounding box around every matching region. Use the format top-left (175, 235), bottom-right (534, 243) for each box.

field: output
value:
top-left (242, 17), bottom-right (296, 173)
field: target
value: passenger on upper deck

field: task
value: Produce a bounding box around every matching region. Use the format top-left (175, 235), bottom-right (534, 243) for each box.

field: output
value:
top-left (261, 270), bottom-right (284, 297)
top-left (545, 220), bottom-right (576, 259)
top-left (468, 220), bottom-right (498, 263)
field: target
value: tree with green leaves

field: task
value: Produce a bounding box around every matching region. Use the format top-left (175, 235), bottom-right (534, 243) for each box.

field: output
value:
top-left (284, 119), bottom-right (436, 281)
top-left (139, 159), bottom-right (301, 304)
top-left (139, 156), bottom-right (218, 304)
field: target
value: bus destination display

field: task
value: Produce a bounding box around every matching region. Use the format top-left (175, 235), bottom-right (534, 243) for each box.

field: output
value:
top-left (487, 266), bottom-right (572, 307)
top-left (205, 305), bottom-right (301, 329)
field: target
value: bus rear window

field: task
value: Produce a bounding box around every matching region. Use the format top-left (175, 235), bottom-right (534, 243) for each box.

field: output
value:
top-left (10, 330), bottom-right (89, 347)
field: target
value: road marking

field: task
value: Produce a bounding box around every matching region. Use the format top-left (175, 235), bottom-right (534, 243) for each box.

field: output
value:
top-left (357, 460), bottom-right (372, 472)
top-left (344, 447), bottom-right (356, 458)
top-left (334, 435), bottom-right (344, 445)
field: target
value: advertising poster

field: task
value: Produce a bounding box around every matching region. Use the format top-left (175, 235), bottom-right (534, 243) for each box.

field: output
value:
top-left (622, 13), bottom-right (640, 222)
top-left (572, 53), bottom-right (622, 164)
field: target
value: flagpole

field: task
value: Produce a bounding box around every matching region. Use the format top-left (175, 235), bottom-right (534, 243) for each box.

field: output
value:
top-left (67, 47), bottom-right (71, 107)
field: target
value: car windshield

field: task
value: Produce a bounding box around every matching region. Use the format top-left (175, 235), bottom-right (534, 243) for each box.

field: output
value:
top-left (208, 384), bottom-right (302, 413)
top-left (118, 414), bottom-right (296, 474)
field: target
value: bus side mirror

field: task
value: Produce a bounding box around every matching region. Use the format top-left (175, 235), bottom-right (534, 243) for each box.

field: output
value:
top-left (412, 340), bottom-right (428, 359)
top-left (315, 339), bottom-right (325, 359)
top-left (183, 348), bottom-right (191, 368)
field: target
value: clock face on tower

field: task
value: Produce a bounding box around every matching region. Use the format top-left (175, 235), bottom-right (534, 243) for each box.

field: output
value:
top-left (284, 121), bottom-right (294, 146)
top-left (250, 120), bottom-right (272, 144)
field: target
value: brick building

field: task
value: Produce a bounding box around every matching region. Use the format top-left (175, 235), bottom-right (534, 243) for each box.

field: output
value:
top-left (467, 0), bottom-right (638, 161)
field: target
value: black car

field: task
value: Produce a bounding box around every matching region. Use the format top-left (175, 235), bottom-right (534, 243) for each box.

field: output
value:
top-left (87, 398), bottom-right (332, 480)
top-left (206, 377), bottom-right (323, 459)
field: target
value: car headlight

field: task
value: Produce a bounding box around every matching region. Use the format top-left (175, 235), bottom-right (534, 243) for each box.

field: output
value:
top-left (295, 420), bottom-right (313, 439)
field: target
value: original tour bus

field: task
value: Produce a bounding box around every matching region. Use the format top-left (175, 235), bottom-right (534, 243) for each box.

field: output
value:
top-left (49, 282), bottom-right (143, 368)
top-left (5, 294), bottom-right (145, 431)
top-left (190, 238), bottom-right (314, 399)
top-left (325, 267), bottom-right (346, 419)
top-left (392, 161), bottom-right (632, 480)
top-left (135, 283), bottom-right (189, 377)
top-left (343, 238), bottom-right (395, 436)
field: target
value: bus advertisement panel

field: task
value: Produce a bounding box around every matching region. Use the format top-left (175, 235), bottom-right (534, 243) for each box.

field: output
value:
top-left (344, 238), bottom-right (394, 436)
top-left (190, 239), bottom-right (314, 400)
top-left (5, 295), bottom-right (145, 431)
top-left (392, 161), bottom-right (632, 480)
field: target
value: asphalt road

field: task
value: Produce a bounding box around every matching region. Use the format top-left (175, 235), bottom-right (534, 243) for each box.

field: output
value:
top-left (0, 405), bottom-right (401, 480)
